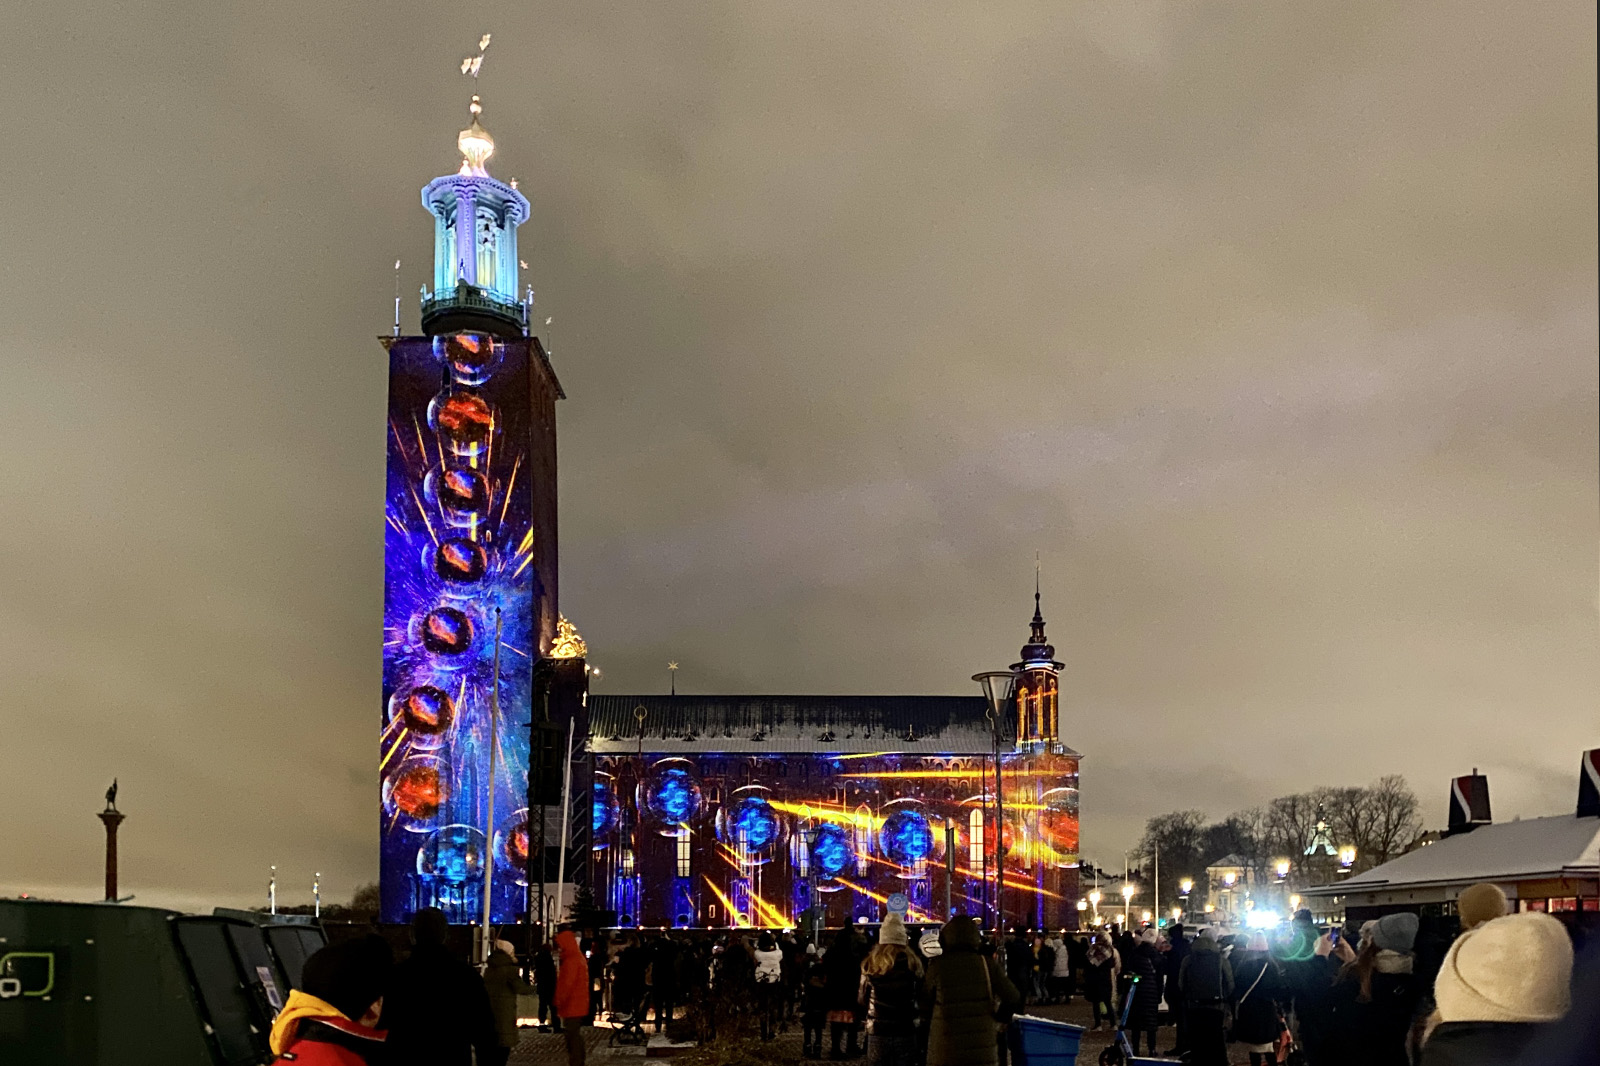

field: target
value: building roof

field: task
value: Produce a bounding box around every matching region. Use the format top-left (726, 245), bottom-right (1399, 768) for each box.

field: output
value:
top-left (1302, 814), bottom-right (1600, 897)
top-left (588, 694), bottom-right (1083, 757)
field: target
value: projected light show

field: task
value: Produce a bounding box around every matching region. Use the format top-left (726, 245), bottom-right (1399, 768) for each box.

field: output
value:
top-left (591, 738), bottom-right (1082, 930)
top-left (380, 332), bottom-right (539, 924)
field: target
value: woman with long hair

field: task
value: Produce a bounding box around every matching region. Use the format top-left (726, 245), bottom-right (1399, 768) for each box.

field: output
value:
top-left (1083, 930), bottom-right (1119, 1032)
top-left (857, 915), bottom-right (924, 1066)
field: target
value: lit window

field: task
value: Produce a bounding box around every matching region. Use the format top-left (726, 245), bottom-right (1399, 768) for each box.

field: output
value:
top-left (676, 824), bottom-right (691, 878)
top-left (969, 809), bottom-right (984, 866)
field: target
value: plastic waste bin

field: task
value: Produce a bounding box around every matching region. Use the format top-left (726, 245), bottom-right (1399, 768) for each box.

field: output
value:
top-left (1010, 1014), bottom-right (1085, 1066)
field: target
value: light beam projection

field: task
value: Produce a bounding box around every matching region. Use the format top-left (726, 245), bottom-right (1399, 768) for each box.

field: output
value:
top-left (380, 333), bottom-right (537, 924)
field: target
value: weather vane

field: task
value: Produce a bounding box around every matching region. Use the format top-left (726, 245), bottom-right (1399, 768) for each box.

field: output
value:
top-left (461, 34), bottom-right (492, 79)
top-left (668, 661), bottom-right (679, 696)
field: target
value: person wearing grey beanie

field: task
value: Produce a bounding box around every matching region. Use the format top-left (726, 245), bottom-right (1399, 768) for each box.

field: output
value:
top-left (1302, 911), bottom-right (1422, 1066)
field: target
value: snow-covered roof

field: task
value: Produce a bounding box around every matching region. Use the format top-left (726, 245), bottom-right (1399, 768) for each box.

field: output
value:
top-left (1302, 814), bottom-right (1600, 897)
top-left (588, 694), bottom-right (1084, 758)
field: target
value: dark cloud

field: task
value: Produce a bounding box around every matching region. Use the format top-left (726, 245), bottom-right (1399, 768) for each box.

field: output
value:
top-left (1, 1), bottom-right (1593, 909)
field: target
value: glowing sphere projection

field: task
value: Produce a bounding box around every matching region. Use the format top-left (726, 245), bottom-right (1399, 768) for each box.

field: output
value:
top-left (811, 823), bottom-right (853, 879)
top-left (880, 808), bottom-right (933, 866)
top-left (494, 809), bottom-right (531, 886)
top-left (435, 333), bottom-right (503, 386)
top-left (389, 686), bottom-right (456, 748)
top-left (419, 606), bottom-right (474, 655)
top-left (417, 824), bottom-right (487, 884)
top-left (718, 794), bottom-right (781, 854)
top-left (641, 765), bottom-right (702, 830)
top-left (433, 539), bottom-right (487, 584)
top-left (428, 391), bottom-right (496, 456)
top-left (384, 754), bottom-right (448, 831)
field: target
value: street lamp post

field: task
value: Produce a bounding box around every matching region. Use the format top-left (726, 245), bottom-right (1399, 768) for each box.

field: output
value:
top-left (1120, 883), bottom-right (1135, 928)
top-left (973, 671), bottom-right (1017, 947)
top-left (1088, 889), bottom-right (1102, 926)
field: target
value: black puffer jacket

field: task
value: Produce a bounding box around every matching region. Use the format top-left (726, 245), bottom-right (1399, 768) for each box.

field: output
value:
top-left (1125, 943), bottom-right (1163, 1031)
top-left (918, 917), bottom-right (1021, 1066)
top-left (859, 950), bottom-right (922, 1038)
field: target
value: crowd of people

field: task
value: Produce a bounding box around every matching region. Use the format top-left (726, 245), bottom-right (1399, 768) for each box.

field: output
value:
top-left (264, 884), bottom-right (1596, 1066)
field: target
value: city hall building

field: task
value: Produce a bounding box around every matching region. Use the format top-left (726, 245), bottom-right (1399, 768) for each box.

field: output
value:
top-left (587, 597), bottom-right (1085, 931)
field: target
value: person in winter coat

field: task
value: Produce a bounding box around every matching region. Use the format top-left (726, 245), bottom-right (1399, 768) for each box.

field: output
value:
top-left (1418, 912), bottom-right (1573, 1065)
top-left (554, 928), bottom-right (592, 1066)
top-left (748, 931), bottom-right (787, 1041)
top-left (613, 936), bottom-right (649, 1022)
top-left (1083, 932), bottom-right (1119, 1031)
top-left (1163, 923), bottom-right (1191, 1056)
top-left (270, 936), bottom-right (392, 1066)
top-left (858, 914), bottom-right (924, 1066)
top-left (649, 935), bottom-right (680, 1032)
top-left (918, 915), bottom-right (1022, 1066)
top-left (534, 941), bottom-right (559, 1031)
top-left (825, 928), bottom-right (867, 1058)
top-left (1228, 933), bottom-right (1284, 1066)
top-left (1311, 912), bottom-right (1421, 1066)
top-left (1045, 932), bottom-right (1071, 1003)
top-left (1114, 930), bottom-right (1138, 1013)
top-left (482, 939), bottom-right (536, 1066)
top-left (802, 944), bottom-right (830, 1059)
top-left (1124, 928), bottom-right (1164, 1056)
top-left (1177, 928), bottom-right (1234, 1066)
top-left (381, 908), bottom-right (498, 1066)
top-left (1004, 931), bottom-right (1034, 1005)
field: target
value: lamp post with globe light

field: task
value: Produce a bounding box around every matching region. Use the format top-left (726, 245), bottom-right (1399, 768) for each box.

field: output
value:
top-left (1120, 882), bottom-right (1135, 928)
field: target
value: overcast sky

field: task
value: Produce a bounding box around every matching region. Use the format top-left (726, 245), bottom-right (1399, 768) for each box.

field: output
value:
top-left (1, 2), bottom-right (1594, 912)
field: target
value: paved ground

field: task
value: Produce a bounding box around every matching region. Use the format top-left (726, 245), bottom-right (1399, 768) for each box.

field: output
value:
top-left (507, 998), bottom-right (1192, 1066)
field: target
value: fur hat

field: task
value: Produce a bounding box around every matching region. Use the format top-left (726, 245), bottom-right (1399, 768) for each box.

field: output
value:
top-left (1371, 912), bottom-right (1419, 954)
top-left (1434, 913), bottom-right (1573, 1024)
top-left (1456, 883), bottom-right (1509, 930)
top-left (1139, 927), bottom-right (1158, 945)
top-left (880, 913), bottom-right (909, 947)
top-left (494, 939), bottom-right (517, 957)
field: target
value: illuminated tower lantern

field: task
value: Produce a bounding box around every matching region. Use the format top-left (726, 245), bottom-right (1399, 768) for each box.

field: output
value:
top-left (1010, 585), bottom-right (1074, 928)
top-left (379, 81), bottom-right (586, 926)
top-left (1011, 583), bottom-right (1064, 746)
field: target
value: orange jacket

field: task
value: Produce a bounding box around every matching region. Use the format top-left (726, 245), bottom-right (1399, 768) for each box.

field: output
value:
top-left (553, 931), bottom-right (589, 1020)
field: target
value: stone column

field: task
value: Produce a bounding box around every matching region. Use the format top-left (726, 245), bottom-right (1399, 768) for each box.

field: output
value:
top-left (455, 188), bottom-right (478, 286)
top-left (98, 809), bottom-right (126, 901)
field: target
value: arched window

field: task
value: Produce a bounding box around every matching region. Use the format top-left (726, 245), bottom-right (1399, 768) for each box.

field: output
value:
top-left (968, 808), bottom-right (984, 866)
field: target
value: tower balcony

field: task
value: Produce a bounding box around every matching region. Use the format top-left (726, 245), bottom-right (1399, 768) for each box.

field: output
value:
top-left (421, 282), bottom-right (527, 339)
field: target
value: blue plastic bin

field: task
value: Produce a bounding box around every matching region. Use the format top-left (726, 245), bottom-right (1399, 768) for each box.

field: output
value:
top-left (1010, 1015), bottom-right (1085, 1066)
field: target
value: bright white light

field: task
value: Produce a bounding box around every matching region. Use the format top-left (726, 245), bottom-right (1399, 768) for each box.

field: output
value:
top-left (1244, 910), bottom-right (1281, 929)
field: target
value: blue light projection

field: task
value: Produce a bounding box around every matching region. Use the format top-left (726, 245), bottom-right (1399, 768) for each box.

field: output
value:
top-left (880, 808), bottom-right (933, 865)
top-left (380, 333), bottom-right (538, 925)
top-left (719, 795), bottom-right (780, 852)
top-left (593, 779), bottom-right (619, 842)
top-left (642, 765), bottom-right (702, 830)
top-left (811, 823), bottom-right (852, 879)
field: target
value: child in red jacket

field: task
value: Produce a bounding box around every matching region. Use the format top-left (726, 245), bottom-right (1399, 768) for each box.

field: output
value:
top-left (270, 936), bottom-right (393, 1065)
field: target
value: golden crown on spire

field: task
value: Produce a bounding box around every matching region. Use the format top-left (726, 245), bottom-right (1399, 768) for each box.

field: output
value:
top-left (549, 615), bottom-right (588, 659)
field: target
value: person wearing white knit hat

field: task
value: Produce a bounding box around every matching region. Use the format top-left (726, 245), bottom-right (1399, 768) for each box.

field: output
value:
top-left (1419, 912), bottom-right (1573, 1065)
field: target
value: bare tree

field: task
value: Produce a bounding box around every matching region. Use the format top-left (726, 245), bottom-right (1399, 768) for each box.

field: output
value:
top-left (1364, 774), bottom-right (1423, 865)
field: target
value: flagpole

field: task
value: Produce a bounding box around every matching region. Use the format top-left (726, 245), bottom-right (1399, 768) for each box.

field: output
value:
top-left (554, 714), bottom-right (576, 924)
top-left (482, 608), bottom-right (501, 964)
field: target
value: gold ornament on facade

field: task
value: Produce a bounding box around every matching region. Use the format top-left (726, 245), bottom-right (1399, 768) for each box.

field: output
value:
top-left (549, 615), bottom-right (587, 659)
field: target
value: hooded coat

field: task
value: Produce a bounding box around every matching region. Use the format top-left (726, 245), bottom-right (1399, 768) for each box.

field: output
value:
top-left (482, 948), bottom-right (536, 1046)
top-left (270, 992), bottom-right (388, 1066)
top-left (918, 917), bottom-right (1022, 1066)
top-left (554, 930), bottom-right (591, 1020)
